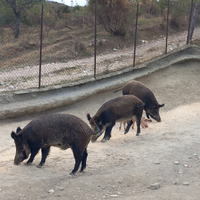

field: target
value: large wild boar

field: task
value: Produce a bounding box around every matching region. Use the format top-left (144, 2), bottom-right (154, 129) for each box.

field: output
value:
top-left (87, 95), bottom-right (144, 143)
top-left (120, 80), bottom-right (165, 122)
top-left (11, 114), bottom-right (100, 175)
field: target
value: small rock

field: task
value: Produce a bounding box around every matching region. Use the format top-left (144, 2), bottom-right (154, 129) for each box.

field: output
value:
top-left (117, 192), bottom-right (123, 194)
top-left (184, 164), bottom-right (188, 167)
top-left (175, 161), bottom-right (179, 165)
top-left (173, 181), bottom-right (177, 185)
top-left (154, 161), bottom-right (160, 164)
top-left (188, 156), bottom-right (192, 159)
top-left (173, 179), bottom-right (180, 185)
top-left (149, 183), bottom-right (161, 190)
top-left (183, 182), bottom-right (189, 186)
top-left (48, 189), bottom-right (54, 194)
top-left (179, 169), bottom-right (183, 173)
top-left (55, 186), bottom-right (64, 191)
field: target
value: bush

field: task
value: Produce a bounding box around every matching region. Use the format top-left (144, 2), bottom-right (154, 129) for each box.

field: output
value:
top-left (88, 0), bottom-right (134, 37)
top-left (170, 0), bottom-right (191, 29)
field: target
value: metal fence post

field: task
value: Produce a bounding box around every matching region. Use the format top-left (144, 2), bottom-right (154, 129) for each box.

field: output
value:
top-left (165, 0), bottom-right (170, 54)
top-left (94, 2), bottom-right (97, 79)
top-left (39, 3), bottom-right (44, 89)
top-left (188, 3), bottom-right (199, 42)
top-left (133, 3), bottom-right (139, 67)
top-left (187, 0), bottom-right (194, 44)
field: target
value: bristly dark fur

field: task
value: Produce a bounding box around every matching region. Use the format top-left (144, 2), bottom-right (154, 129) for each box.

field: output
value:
top-left (11, 114), bottom-right (97, 175)
top-left (87, 95), bottom-right (144, 143)
top-left (122, 80), bottom-right (164, 122)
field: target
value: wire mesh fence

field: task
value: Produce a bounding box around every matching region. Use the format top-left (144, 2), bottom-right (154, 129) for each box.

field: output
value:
top-left (0, 0), bottom-right (199, 93)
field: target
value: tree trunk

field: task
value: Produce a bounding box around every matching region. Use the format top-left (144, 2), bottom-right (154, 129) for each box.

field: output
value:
top-left (15, 12), bottom-right (20, 38)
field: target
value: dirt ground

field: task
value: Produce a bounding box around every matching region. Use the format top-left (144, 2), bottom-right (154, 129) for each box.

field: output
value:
top-left (0, 60), bottom-right (200, 200)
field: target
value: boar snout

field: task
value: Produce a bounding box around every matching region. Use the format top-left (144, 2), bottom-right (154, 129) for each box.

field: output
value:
top-left (150, 114), bottom-right (161, 122)
top-left (14, 154), bottom-right (25, 165)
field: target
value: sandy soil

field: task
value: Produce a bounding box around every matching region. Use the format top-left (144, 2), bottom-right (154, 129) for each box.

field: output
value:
top-left (0, 61), bottom-right (200, 200)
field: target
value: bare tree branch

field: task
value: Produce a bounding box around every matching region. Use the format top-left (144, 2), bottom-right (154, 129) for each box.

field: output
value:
top-left (1, 0), bottom-right (42, 38)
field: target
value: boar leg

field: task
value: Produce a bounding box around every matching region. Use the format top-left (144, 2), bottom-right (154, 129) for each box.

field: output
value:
top-left (146, 112), bottom-right (152, 122)
top-left (101, 125), bottom-right (113, 143)
top-left (25, 144), bottom-right (40, 165)
top-left (135, 118), bottom-right (141, 136)
top-left (80, 148), bottom-right (88, 172)
top-left (70, 145), bottom-right (83, 175)
top-left (37, 147), bottom-right (51, 168)
top-left (124, 120), bottom-right (133, 134)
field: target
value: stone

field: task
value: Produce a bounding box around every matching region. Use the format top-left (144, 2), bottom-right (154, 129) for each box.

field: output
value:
top-left (183, 182), bottom-right (189, 186)
top-left (48, 189), bottom-right (54, 194)
top-left (149, 183), bottom-right (161, 190)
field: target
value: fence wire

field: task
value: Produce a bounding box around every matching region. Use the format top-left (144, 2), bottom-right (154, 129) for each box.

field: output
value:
top-left (0, 1), bottom-right (199, 93)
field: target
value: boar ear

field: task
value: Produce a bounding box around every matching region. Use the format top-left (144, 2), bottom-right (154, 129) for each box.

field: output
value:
top-left (11, 131), bottom-right (21, 142)
top-left (87, 114), bottom-right (91, 121)
top-left (159, 104), bottom-right (165, 108)
top-left (16, 127), bottom-right (21, 134)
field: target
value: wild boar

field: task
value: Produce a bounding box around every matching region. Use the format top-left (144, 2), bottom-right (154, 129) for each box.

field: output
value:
top-left (87, 95), bottom-right (144, 143)
top-left (11, 114), bottom-right (100, 175)
top-left (119, 80), bottom-right (165, 122)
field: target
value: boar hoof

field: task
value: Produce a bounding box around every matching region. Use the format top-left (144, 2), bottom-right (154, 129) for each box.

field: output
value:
top-left (69, 171), bottom-right (76, 175)
top-left (136, 133), bottom-right (140, 136)
top-left (124, 130), bottom-right (128, 135)
top-left (37, 164), bottom-right (42, 168)
top-left (25, 162), bottom-right (31, 166)
top-left (101, 139), bottom-right (106, 143)
top-left (91, 136), bottom-right (98, 143)
top-left (101, 136), bottom-right (110, 143)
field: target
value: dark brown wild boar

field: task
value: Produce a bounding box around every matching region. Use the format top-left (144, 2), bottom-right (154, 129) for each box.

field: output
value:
top-left (117, 80), bottom-right (164, 122)
top-left (87, 95), bottom-right (144, 143)
top-left (11, 114), bottom-right (100, 175)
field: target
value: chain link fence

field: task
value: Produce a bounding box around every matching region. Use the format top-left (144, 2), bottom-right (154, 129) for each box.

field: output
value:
top-left (0, 0), bottom-right (199, 93)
